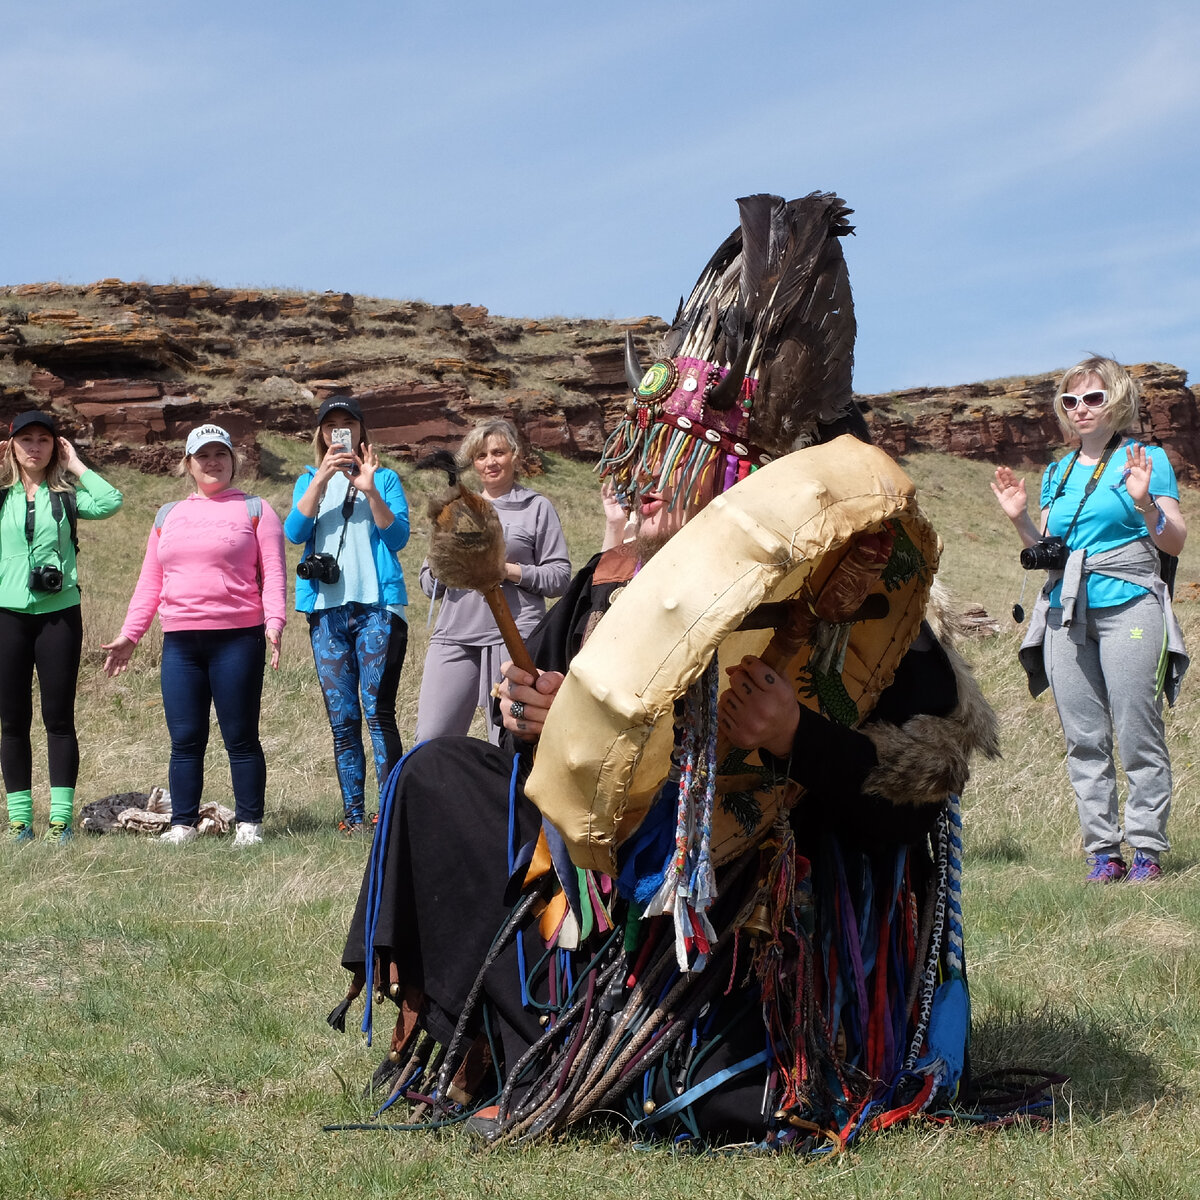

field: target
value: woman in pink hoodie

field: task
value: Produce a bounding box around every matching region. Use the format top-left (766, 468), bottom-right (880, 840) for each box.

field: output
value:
top-left (103, 425), bottom-right (287, 847)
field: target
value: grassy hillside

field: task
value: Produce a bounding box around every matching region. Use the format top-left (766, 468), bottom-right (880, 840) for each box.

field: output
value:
top-left (2, 445), bottom-right (1198, 1199)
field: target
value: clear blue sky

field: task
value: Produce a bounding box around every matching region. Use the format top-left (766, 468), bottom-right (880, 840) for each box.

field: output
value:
top-left (3, 1), bottom-right (1198, 394)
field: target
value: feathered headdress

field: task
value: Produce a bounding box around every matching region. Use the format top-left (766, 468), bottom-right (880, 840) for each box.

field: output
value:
top-left (598, 192), bottom-right (862, 507)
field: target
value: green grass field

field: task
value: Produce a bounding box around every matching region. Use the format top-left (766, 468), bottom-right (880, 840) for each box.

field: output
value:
top-left (2, 442), bottom-right (1198, 1199)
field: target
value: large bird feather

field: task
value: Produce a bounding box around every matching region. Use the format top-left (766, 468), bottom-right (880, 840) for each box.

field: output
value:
top-left (655, 191), bottom-right (857, 448)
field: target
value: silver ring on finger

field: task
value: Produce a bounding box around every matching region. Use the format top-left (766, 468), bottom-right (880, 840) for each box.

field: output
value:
top-left (511, 700), bottom-right (526, 721)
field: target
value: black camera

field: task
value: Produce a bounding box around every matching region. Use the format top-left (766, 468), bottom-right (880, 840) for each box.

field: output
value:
top-left (296, 552), bottom-right (340, 584)
top-left (1020, 536), bottom-right (1068, 571)
top-left (28, 564), bottom-right (64, 593)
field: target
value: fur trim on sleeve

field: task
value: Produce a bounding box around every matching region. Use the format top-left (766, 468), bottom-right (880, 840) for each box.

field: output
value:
top-left (861, 639), bottom-right (1000, 807)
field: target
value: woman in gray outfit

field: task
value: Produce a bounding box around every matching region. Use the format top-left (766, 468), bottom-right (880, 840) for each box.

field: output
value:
top-left (991, 356), bottom-right (1187, 884)
top-left (415, 420), bottom-right (570, 744)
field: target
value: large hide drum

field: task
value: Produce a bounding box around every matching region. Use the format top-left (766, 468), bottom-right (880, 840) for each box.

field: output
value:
top-left (526, 436), bottom-right (940, 876)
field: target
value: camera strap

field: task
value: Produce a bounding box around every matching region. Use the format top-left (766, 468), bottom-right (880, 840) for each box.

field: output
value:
top-left (1042, 433), bottom-right (1122, 543)
top-left (331, 486), bottom-right (358, 565)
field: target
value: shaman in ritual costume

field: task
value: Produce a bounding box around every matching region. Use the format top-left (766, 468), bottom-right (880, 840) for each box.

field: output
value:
top-left (332, 194), bottom-right (1050, 1148)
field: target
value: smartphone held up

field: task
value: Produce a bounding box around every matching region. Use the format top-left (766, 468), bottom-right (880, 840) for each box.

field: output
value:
top-left (331, 427), bottom-right (355, 472)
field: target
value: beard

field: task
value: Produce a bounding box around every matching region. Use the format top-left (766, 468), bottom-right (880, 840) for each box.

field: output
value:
top-left (634, 526), bottom-right (671, 563)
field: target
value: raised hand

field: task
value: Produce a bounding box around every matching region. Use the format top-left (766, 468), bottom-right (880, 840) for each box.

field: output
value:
top-left (990, 466), bottom-right (1029, 521)
top-left (600, 479), bottom-right (635, 550)
top-left (57, 437), bottom-right (88, 477)
top-left (349, 442), bottom-right (379, 494)
top-left (1124, 443), bottom-right (1153, 509)
top-left (317, 443), bottom-right (356, 483)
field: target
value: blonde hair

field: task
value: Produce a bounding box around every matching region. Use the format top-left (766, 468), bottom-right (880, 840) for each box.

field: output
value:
top-left (458, 418), bottom-right (522, 477)
top-left (1053, 355), bottom-right (1140, 440)
top-left (0, 428), bottom-right (74, 493)
top-left (312, 415), bottom-right (372, 466)
top-left (174, 444), bottom-right (241, 488)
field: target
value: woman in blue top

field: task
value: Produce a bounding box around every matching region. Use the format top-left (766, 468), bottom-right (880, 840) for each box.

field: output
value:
top-left (992, 356), bottom-right (1187, 883)
top-left (285, 398), bottom-right (410, 834)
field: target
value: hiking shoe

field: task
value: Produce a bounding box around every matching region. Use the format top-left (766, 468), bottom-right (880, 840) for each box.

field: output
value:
top-left (339, 808), bottom-right (367, 835)
top-left (43, 821), bottom-right (73, 845)
top-left (232, 821), bottom-right (263, 847)
top-left (160, 824), bottom-right (199, 845)
top-left (1085, 853), bottom-right (1127, 883)
top-left (1126, 852), bottom-right (1162, 883)
top-left (5, 821), bottom-right (34, 845)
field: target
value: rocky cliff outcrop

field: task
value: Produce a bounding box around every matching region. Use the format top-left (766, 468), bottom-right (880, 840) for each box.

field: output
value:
top-left (2, 280), bottom-right (1197, 482)
top-left (859, 363), bottom-right (1200, 482)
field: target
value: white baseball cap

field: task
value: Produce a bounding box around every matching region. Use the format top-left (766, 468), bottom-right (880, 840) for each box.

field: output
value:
top-left (185, 424), bottom-right (234, 456)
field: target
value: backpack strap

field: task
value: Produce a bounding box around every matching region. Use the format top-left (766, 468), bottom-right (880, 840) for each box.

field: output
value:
top-left (154, 501), bottom-right (181, 534)
top-left (44, 489), bottom-right (80, 555)
top-left (242, 495), bottom-right (264, 588)
top-left (59, 489), bottom-right (79, 554)
top-left (155, 495), bottom-right (260, 534)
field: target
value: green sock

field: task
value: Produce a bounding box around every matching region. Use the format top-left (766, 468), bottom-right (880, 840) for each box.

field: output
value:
top-left (49, 787), bottom-right (75, 826)
top-left (6, 790), bottom-right (34, 827)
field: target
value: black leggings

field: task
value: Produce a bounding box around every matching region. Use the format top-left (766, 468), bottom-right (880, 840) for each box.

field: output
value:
top-left (0, 605), bottom-right (83, 791)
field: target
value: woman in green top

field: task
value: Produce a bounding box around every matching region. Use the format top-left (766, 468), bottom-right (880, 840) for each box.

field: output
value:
top-left (0, 411), bottom-right (123, 844)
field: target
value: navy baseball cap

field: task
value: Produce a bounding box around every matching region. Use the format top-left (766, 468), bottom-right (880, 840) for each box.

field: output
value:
top-left (317, 396), bottom-right (364, 424)
top-left (10, 410), bottom-right (58, 437)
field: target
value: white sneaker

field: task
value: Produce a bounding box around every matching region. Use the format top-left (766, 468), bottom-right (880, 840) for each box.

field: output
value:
top-left (232, 822), bottom-right (263, 847)
top-left (160, 824), bottom-right (199, 845)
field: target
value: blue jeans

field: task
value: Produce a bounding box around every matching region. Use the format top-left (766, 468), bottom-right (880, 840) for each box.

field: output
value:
top-left (161, 626), bottom-right (267, 826)
top-left (308, 604), bottom-right (407, 819)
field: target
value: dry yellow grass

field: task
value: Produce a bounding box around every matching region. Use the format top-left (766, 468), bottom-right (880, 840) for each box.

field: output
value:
top-left (1, 445), bottom-right (1198, 1199)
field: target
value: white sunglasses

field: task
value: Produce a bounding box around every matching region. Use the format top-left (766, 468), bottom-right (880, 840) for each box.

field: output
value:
top-left (1060, 389), bottom-right (1107, 411)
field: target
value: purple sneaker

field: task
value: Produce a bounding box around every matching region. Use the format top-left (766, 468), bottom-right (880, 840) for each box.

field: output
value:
top-left (1126, 852), bottom-right (1162, 883)
top-left (1085, 853), bottom-right (1127, 883)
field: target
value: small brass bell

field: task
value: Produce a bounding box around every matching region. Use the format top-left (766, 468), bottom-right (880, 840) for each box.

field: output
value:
top-left (741, 904), bottom-right (773, 938)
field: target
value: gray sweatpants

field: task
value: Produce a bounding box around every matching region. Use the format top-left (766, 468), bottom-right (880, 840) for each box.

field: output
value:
top-left (414, 639), bottom-right (506, 746)
top-left (1044, 592), bottom-right (1171, 859)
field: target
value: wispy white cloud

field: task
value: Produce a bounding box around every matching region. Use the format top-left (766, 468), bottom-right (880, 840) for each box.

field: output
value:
top-left (3, 0), bottom-right (1199, 391)
top-left (934, 18), bottom-right (1200, 201)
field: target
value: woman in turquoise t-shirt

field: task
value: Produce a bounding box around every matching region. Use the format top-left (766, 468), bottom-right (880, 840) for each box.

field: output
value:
top-left (284, 397), bottom-right (410, 835)
top-left (991, 357), bottom-right (1187, 884)
top-left (0, 411), bottom-right (123, 844)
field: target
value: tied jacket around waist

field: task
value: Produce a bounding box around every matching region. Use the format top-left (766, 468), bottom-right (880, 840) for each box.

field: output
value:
top-left (1019, 537), bottom-right (1188, 705)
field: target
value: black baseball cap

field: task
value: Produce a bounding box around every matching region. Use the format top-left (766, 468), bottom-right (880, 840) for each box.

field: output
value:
top-left (317, 396), bottom-right (364, 425)
top-left (9, 410), bottom-right (58, 437)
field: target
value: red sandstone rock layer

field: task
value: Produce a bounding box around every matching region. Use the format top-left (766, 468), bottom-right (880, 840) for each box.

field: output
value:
top-left (2, 280), bottom-right (1197, 482)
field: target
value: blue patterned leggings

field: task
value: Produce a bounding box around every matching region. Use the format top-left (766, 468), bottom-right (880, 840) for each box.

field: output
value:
top-left (309, 604), bottom-right (408, 818)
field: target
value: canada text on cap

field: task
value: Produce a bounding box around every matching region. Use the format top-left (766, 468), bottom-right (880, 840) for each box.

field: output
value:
top-left (185, 424), bottom-right (234, 455)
